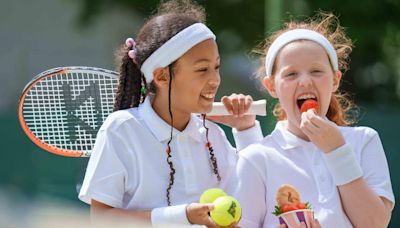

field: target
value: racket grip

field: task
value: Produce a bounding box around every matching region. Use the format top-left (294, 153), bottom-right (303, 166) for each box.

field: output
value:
top-left (207, 99), bottom-right (267, 116)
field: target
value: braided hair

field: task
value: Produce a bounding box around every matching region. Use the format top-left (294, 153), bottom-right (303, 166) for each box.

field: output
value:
top-left (113, 0), bottom-right (220, 206)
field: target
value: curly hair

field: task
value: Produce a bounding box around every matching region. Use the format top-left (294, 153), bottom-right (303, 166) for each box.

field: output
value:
top-left (113, 0), bottom-right (220, 206)
top-left (254, 12), bottom-right (357, 126)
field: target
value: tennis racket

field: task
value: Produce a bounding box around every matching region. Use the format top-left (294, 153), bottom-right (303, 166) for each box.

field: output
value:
top-left (18, 66), bottom-right (266, 157)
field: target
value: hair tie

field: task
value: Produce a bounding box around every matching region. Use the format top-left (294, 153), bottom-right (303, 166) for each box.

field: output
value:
top-left (125, 38), bottom-right (137, 62)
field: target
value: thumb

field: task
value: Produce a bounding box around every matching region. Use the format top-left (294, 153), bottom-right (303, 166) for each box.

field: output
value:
top-left (204, 203), bottom-right (215, 211)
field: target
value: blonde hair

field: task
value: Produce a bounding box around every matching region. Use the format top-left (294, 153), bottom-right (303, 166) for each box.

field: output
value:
top-left (254, 12), bottom-right (357, 126)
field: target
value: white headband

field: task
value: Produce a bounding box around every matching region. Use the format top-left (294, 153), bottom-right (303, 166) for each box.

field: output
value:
top-left (140, 23), bottom-right (216, 81)
top-left (265, 29), bottom-right (338, 77)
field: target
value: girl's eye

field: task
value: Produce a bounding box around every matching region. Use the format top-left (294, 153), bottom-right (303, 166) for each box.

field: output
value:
top-left (215, 65), bottom-right (220, 70)
top-left (286, 72), bottom-right (297, 77)
top-left (196, 68), bottom-right (208, 72)
top-left (311, 70), bottom-right (322, 73)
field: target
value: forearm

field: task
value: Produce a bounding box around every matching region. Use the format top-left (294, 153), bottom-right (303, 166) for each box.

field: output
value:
top-left (338, 178), bottom-right (392, 228)
top-left (90, 200), bottom-right (151, 225)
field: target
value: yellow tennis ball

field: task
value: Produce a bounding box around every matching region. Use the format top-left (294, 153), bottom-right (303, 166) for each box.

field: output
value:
top-left (199, 188), bottom-right (227, 204)
top-left (210, 196), bottom-right (242, 227)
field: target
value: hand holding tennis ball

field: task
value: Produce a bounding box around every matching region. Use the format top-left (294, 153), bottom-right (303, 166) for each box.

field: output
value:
top-left (200, 188), bottom-right (227, 204)
top-left (199, 188), bottom-right (242, 227)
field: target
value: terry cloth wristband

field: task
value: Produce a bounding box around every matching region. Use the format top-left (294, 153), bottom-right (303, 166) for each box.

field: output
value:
top-left (151, 204), bottom-right (190, 226)
top-left (323, 143), bottom-right (363, 186)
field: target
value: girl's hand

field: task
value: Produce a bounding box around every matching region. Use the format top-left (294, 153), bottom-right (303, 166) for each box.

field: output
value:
top-left (277, 218), bottom-right (321, 228)
top-left (186, 203), bottom-right (241, 228)
top-left (300, 109), bottom-right (345, 153)
top-left (207, 94), bottom-right (256, 131)
top-left (186, 203), bottom-right (218, 228)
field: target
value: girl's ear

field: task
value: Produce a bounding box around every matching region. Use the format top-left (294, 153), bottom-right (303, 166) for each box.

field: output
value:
top-left (152, 67), bottom-right (170, 88)
top-left (263, 76), bottom-right (278, 98)
top-left (332, 70), bottom-right (342, 92)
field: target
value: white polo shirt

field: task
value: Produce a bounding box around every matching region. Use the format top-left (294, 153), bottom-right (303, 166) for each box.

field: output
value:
top-left (79, 97), bottom-right (263, 226)
top-left (227, 121), bottom-right (394, 228)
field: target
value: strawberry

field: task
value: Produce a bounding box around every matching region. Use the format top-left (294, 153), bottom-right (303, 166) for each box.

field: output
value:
top-left (296, 203), bottom-right (306, 209)
top-left (281, 204), bottom-right (299, 213)
top-left (300, 99), bottom-right (319, 113)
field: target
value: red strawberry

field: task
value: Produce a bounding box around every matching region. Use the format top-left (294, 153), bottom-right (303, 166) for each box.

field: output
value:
top-left (281, 204), bottom-right (299, 213)
top-left (300, 99), bottom-right (319, 113)
top-left (296, 203), bottom-right (306, 209)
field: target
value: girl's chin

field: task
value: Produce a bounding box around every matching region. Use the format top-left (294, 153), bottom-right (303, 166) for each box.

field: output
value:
top-left (199, 99), bottom-right (214, 112)
top-left (199, 106), bottom-right (213, 114)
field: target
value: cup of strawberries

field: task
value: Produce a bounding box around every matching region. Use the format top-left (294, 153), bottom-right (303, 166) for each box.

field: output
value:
top-left (273, 184), bottom-right (314, 227)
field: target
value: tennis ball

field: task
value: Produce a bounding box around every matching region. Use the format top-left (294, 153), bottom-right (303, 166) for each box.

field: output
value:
top-left (210, 196), bottom-right (242, 227)
top-left (199, 188), bottom-right (227, 204)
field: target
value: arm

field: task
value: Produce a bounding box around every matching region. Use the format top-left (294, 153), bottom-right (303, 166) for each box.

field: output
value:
top-left (301, 111), bottom-right (394, 227)
top-left (91, 199), bottom-right (222, 227)
top-left (91, 199), bottom-right (151, 225)
top-left (337, 178), bottom-right (392, 228)
top-left (336, 131), bottom-right (393, 228)
top-left (207, 94), bottom-right (263, 150)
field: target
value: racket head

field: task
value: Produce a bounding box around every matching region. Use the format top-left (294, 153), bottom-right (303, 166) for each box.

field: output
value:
top-left (18, 66), bottom-right (119, 157)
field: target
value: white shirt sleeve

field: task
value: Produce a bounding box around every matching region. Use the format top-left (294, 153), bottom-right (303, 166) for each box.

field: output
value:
top-left (232, 120), bottom-right (263, 151)
top-left (226, 147), bottom-right (267, 228)
top-left (79, 128), bottom-right (128, 208)
top-left (359, 129), bottom-right (395, 209)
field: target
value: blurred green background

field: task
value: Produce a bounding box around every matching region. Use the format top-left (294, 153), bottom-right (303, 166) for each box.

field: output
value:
top-left (1, 0), bottom-right (399, 226)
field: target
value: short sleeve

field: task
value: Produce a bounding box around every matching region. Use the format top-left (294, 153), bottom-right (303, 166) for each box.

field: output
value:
top-left (79, 128), bottom-right (128, 208)
top-left (360, 129), bottom-right (395, 209)
top-left (226, 146), bottom-right (267, 228)
top-left (232, 120), bottom-right (263, 151)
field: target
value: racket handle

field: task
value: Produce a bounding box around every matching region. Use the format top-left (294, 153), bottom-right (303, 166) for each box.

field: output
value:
top-left (208, 99), bottom-right (267, 116)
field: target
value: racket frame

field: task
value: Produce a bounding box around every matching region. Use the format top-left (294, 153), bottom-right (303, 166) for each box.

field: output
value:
top-left (18, 66), bottom-right (119, 157)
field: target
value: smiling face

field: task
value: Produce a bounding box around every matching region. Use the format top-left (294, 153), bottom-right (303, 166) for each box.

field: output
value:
top-left (171, 38), bottom-right (221, 114)
top-left (263, 40), bottom-right (342, 137)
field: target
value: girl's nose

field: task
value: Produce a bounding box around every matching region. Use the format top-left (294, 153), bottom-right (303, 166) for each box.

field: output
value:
top-left (209, 71), bottom-right (221, 87)
top-left (298, 73), bottom-right (312, 88)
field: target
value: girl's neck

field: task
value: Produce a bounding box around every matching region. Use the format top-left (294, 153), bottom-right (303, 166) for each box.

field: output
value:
top-left (152, 95), bottom-right (191, 131)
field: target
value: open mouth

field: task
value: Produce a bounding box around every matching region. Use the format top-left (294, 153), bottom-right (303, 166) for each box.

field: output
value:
top-left (296, 93), bottom-right (318, 110)
top-left (200, 93), bottom-right (215, 101)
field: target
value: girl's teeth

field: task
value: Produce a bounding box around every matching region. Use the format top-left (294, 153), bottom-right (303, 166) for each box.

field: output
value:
top-left (298, 94), bottom-right (316, 100)
top-left (202, 94), bottom-right (214, 99)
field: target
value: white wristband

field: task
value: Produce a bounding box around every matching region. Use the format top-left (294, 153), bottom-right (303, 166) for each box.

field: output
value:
top-left (322, 143), bottom-right (363, 186)
top-left (151, 204), bottom-right (190, 227)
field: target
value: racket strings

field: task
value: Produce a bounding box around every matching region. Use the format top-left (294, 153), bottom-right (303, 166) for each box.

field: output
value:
top-left (22, 71), bottom-right (117, 153)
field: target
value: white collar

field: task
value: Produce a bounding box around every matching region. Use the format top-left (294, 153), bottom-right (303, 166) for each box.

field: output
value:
top-left (271, 120), bottom-right (314, 150)
top-left (139, 97), bottom-right (202, 143)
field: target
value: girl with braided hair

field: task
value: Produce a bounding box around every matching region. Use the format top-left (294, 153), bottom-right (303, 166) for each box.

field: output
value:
top-left (79, 0), bottom-right (262, 227)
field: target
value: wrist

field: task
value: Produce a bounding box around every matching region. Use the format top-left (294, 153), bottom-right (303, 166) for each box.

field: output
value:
top-left (151, 204), bottom-right (190, 226)
top-left (322, 143), bottom-right (363, 186)
top-left (234, 122), bottom-right (255, 131)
